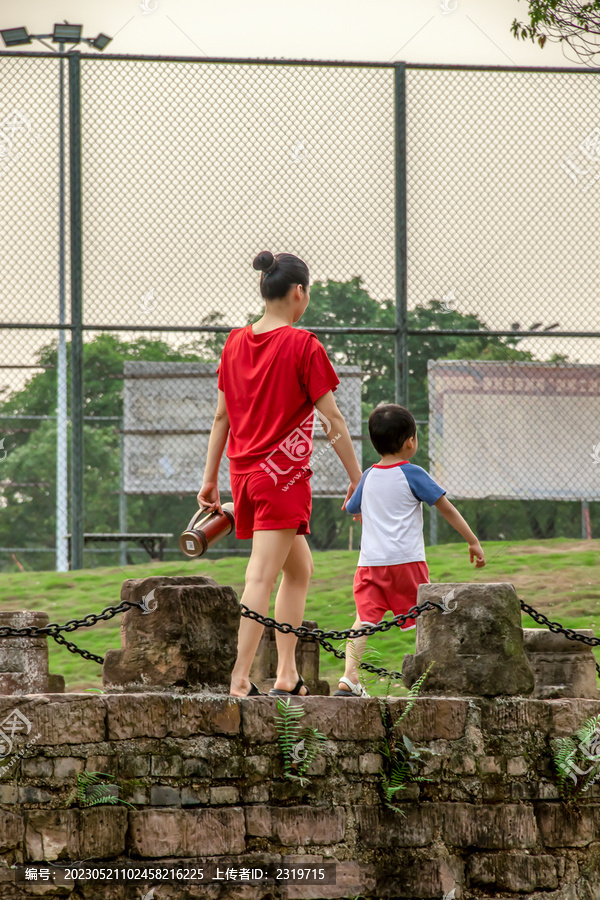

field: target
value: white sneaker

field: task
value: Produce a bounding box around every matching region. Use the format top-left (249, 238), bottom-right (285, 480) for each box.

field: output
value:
top-left (333, 676), bottom-right (370, 698)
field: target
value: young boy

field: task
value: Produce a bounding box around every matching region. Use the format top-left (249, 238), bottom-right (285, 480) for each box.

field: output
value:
top-left (335, 402), bottom-right (486, 697)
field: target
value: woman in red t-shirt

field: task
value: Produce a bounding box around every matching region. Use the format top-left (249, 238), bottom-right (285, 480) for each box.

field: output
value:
top-left (198, 250), bottom-right (362, 698)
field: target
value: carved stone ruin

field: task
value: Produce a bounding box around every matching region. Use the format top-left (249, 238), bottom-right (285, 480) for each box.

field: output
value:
top-left (250, 619), bottom-right (331, 695)
top-left (402, 582), bottom-right (535, 696)
top-left (0, 611), bottom-right (65, 695)
top-left (102, 575), bottom-right (240, 692)
top-left (523, 627), bottom-right (600, 699)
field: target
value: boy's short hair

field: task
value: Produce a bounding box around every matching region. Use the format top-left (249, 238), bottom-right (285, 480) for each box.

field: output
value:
top-left (368, 403), bottom-right (416, 456)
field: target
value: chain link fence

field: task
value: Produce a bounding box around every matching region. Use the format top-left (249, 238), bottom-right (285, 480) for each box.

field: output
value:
top-left (0, 51), bottom-right (599, 572)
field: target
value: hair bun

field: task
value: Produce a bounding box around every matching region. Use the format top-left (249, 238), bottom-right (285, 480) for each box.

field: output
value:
top-left (252, 250), bottom-right (277, 274)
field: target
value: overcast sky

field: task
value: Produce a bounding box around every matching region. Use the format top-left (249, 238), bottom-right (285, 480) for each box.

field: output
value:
top-left (2, 0), bottom-right (598, 395)
top-left (0, 0), bottom-right (584, 68)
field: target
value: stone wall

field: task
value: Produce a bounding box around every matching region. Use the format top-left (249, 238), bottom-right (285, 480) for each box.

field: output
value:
top-left (1, 692), bottom-right (600, 899)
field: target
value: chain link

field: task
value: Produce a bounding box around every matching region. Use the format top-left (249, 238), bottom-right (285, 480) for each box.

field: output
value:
top-left (0, 595), bottom-right (598, 682)
top-left (50, 632), bottom-right (105, 665)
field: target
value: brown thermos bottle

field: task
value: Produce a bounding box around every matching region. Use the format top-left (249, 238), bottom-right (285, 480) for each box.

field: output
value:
top-left (179, 502), bottom-right (235, 558)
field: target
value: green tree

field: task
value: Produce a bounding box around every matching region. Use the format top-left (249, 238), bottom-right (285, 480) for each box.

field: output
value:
top-left (511, 1), bottom-right (600, 65)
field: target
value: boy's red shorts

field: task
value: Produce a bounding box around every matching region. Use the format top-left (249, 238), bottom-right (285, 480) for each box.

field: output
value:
top-left (230, 466), bottom-right (313, 540)
top-left (353, 561), bottom-right (430, 630)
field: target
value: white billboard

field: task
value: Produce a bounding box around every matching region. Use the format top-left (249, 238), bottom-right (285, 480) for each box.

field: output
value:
top-left (123, 361), bottom-right (363, 497)
top-left (428, 360), bottom-right (600, 501)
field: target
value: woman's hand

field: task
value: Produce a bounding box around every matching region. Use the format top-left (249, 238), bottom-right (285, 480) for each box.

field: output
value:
top-left (197, 481), bottom-right (222, 515)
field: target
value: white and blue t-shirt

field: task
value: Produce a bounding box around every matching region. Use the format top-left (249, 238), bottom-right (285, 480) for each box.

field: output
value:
top-left (345, 461), bottom-right (446, 566)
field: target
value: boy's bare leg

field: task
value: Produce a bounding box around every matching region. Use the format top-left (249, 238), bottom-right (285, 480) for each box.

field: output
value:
top-left (338, 614), bottom-right (368, 691)
top-left (229, 528), bottom-right (298, 697)
top-left (272, 534), bottom-right (313, 695)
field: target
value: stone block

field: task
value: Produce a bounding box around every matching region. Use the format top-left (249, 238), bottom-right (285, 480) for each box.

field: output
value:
top-left (281, 857), bottom-right (377, 900)
top-left (402, 583), bottom-right (535, 697)
top-left (241, 696), bottom-right (385, 742)
top-left (18, 786), bottom-right (53, 803)
top-left (376, 855), bottom-right (463, 900)
top-left (241, 783), bottom-right (270, 804)
top-left (21, 757), bottom-right (53, 779)
top-left (0, 611), bottom-right (64, 695)
top-left (25, 810), bottom-right (78, 860)
top-left (506, 756), bottom-right (528, 776)
top-left (128, 808), bottom-right (246, 856)
top-left (181, 785), bottom-right (210, 806)
top-left (468, 851), bottom-right (558, 892)
top-left (523, 628), bottom-right (600, 699)
top-left (354, 804), bottom-right (437, 847)
top-left (0, 695), bottom-right (105, 747)
top-left (151, 754), bottom-right (183, 777)
top-left (25, 808), bottom-right (127, 861)
top-left (386, 697), bottom-right (469, 741)
top-left (245, 806), bottom-right (346, 846)
top-left (250, 620), bottom-right (330, 695)
top-left (52, 757), bottom-right (85, 780)
top-left (77, 808), bottom-right (128, 858)
top-left (105, 693), bottom-right (240, 739)
top-left (535, 802), bottom-right (595, 846)
top-left (103, 575), bottom-right (240, 690)
top-left (0, 810), bottom-right (22, 852)
top-left (244, 755), bottom-right (271, 777)
top-left (210, 785), bottom-right (240, 804)
top-left (443, 803), bottom-right (539, 849)
top-left (0, 784), bottom-right (17, 804)
top-left (481, 696), bottom-right (551, 734)
top-left (119, 753), bottom-right (151, 778)
top-left (478, 756), bottom-right (502, 775)
top-left (150, 786), bottom-right (181, 806)
top-left (359, 752), bottom-right (382, 774)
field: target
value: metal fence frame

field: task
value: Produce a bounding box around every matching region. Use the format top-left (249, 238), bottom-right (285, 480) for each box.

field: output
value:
top-left (2, 50), bottom-right (599, 568)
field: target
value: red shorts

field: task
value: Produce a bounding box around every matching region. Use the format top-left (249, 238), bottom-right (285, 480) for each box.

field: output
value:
top-left (230, 467), bottom-right (313, 540)
top-left (353, 561), bottom-right (430, 630)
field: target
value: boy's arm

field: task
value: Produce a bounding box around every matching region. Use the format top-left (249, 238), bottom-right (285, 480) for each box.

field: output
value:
top-left (197, 389), bottom-right (230, 513)
top-left (314, 390), bottom-right (362, 513)
top-left (434, 495), bottom-right (486, 567)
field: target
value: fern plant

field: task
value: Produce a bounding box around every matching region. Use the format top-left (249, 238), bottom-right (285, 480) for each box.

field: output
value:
top-left (551, 713), bottom-right (600, 803)
top-left (378, 662), bottom-right (437, 816)
top-left (67, 771), bottom-right (136, 809)
top-left (274, 698), bottom-right (326, 787)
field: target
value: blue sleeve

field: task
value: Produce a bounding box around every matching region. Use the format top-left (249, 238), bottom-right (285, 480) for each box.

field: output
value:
top-left (402, 464), bottom-right (446, 507)
top-left (345, 467), bottom-right (372, 514)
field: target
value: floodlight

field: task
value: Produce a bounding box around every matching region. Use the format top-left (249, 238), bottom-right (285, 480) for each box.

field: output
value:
top-left (90, 33), bottom-right (112, 51)
top-left (0, 27), bottom-right (32, 47)
top-left (52, 23), bottom-right (83, 43)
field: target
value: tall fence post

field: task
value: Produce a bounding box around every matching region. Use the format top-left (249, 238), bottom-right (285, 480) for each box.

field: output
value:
top-left (69, 50), bottom-right (84, 570)
top-left (394, 62), bottom-right (408, 408)
top-left (55, 44), bottom-right (69, 572)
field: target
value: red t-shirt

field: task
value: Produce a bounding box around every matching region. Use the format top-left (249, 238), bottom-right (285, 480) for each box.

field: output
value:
top-left (216, 324), bottom-right (340, 476)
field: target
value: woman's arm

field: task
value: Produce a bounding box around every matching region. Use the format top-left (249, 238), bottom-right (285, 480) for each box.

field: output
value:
top-left (197, 389), bottom-right (229, 513)
top-left (314, 390), bottom-right (362, 513)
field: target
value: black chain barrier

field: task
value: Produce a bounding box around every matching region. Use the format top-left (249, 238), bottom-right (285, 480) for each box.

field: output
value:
top-left (0, 596), bottom-right (598, 683)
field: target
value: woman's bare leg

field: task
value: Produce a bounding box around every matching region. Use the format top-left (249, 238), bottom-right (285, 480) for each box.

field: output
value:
top-left (229, 528), bottom-right (297, 697)
top-left (272, 534), bottom-right (314, 694)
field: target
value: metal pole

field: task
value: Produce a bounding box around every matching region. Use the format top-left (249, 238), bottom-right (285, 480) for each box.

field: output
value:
top-left (394, 62), bottom-right (408, 407)
top-left (55, 42), bottom-right (69, 572)
top-left (68, 51), bottom-right (84, 569)
top-left (119, 423), bottom-right (127, 566)
top-left (582, 499), bottom-right (592, 539)
top-left (429, 506), bottom-right (438, 546)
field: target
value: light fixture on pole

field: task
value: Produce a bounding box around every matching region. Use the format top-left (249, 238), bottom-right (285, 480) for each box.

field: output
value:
top-left (1, 21), bottom-right (112, 571)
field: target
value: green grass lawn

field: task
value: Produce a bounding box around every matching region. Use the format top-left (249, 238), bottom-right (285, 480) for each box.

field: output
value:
top-left (0, 538), bottom-right (599, 695)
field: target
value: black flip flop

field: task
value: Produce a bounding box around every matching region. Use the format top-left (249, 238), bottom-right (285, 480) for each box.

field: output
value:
top-left (268, 676), bottom-right (310, 697)
top-left (231, 682), bottom-right (265, 698)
